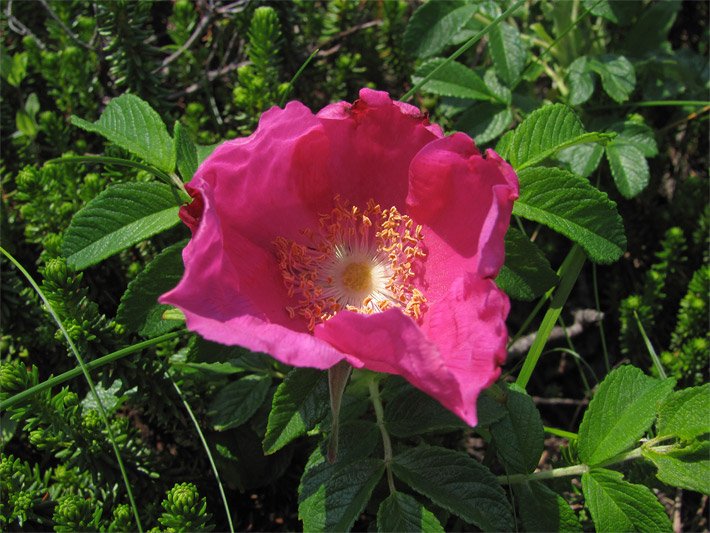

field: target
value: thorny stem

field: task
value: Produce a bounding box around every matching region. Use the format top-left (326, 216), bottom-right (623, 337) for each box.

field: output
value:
top-left (368, 377), bottom-right (396, 494)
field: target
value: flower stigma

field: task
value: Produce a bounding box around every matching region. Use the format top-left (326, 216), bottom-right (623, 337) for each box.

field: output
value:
top-left (273, 198), bottom-right (427, 331)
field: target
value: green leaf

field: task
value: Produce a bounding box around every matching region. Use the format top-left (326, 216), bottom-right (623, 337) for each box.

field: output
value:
top-left (512, 167), bottom-right (626, 264)
top-left (62, 182), bottom-right (181, 270)
top-left (384, 386), bottom-right (467, 437)
top-left (403, 1), bottom-right (478, 58)
top-left (612, 118), bottom-right (658, 157)
top-left (208, 375), bottom-right (272, 431)
top-left (496, 228), bottom-right (559, 301)
top-left (263, 368), bottom-right (330, 454)
top-left (567, 56), bottom-right (595, 106)
top-left (490, 385), bottom-right (544, 474)
top-left (643, 439), bottom-right (710, 494)
top-left (0, 52), bottom-right (27, 87)
top-left (65, 191), bottom-right (178, 264)
top-left (391, 445), bottom-right (514, 531)
top-left (456, 102), bottom-right (512, 145)
top-left (377, 492), bottom-right (445, 533)
top-left (623, 0), bottom-right (681, 56)
top-left (583, 0), bottom-right (639, 26)
top-left (71, 94), bottom-right (176, 173)
top-left (488, 21), bottom-right (526, 86)
top-left (506, 104), bottom-right (612, 170)
top-left (588, 55), bottom-right (636, 103)
top-left (656, 383), bottom-right (710, 441)
top-left (556, 142), bottom-right (605, 178)
top-left (116, 240), bottom-right (185, 337)
top-left (582, 468), bottom-right (672, 532)
top-left (606, 140), bottom-right (650, 198)
top-left (514, 481), bottom-right (582, 532)
top-left (196, 143), bottom-right (220, 165)
top-left (299, 422), bottom-right (383, 532)
top-left (174, 122), bottom-right (198, 182)
top-left (15, 110), bottom-right (37, 138)
top-left (578, 366), bottom-right (675, 465)
top-left (412, 59), bottom-right (495, 101)
top-left (81, 379), bottom-right (132, 415)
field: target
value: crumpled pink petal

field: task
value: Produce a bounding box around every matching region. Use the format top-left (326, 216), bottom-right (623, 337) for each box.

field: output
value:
top-left (161, 88), bottom-right (519, 426)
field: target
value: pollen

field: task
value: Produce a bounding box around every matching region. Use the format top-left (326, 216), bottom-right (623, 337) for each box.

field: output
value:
top-left (273, 197), bottom-right (427, 331)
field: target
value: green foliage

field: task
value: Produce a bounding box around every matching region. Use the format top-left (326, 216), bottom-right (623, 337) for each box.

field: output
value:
top-left (53, 493), bottom-right (101, 532)
top-left (158, 482), bottom-right (214, 532)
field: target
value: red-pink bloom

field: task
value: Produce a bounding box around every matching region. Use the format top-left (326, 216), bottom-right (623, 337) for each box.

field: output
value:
top-left (161, 89), bottom-right (518, 426)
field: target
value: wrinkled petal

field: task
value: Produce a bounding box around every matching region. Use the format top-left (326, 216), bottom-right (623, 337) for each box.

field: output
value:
top-left (421, 274), bottom-right (510, 426)
top-left (316, 88), bottom-right (443, 210)
top-left (315, 309), bottom-right (467, 422)
top-left (406, 134), bottom-right (519, 301)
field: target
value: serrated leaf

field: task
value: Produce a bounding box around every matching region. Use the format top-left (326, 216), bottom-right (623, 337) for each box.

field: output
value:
top-left (174, 122), bottom-right (198, 182)
top-left (62, 182), bottom-right (181, 270)
top-left (507, 104), bottom-right (611, 170)
top-left (412, 59), bottom-right (495, 101)
top-left (403, 1), bottom-right (478, 58)
top-left (377, 492), bottom-right (444, 533)
top-left (567, 56), bottom-right (595, 105)
top-left (116, 240), bottom-right (186, 336)
top-left (514, 481), bottom-right (582, 532)
top-left (490, 386), bottom-right (544, 473)
top-left (81, 379), bottom-right (133, 415)
top-left (644, 439), bottom-right (710, 494)
top-left (263, 368), bottom-right (330, 454)
top-left (391, 445), bottom-right (514, 532)
top-left (512, 167), bottom-right (626, 264)
top-left (578, 366), bottom-right (675, 465)
top-left (656, 383), bottom-right (710, 441)
top-left (589, 55), bottom-right (636, 103)
top-left (582, 468), bottom-right (672, 532)
top-left (496, 228), bottom-right (559, 301)
top-left (71, 94), bottom-right (175, 173)
top-left (488, 21), bottom-right (526, 86)
top-left (299, 422), bottom-right (382, 532)
top-left (209, 375), bottom-right (272, 431)
top-left (557, 142), bottom-right (605, 178)
top-left (456, 102), bottom-right (512, 145)
top-left (606, 140), bottom-right (650, 198)
top-left (384, 386), bottom-right (467, 437)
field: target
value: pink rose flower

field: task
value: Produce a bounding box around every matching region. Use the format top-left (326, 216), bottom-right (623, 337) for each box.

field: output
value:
top-left (161, 89), bottom-right (518, 426)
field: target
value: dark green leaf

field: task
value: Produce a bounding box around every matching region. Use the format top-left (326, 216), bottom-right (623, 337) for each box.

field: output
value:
top-left (557, 142), bottom-right (605, 178)
top-left (71, 94), bottom-right (176, 173)
top-left (512, 167), bottom-right (627, 264)
top-left (209, 375), bottom-right (272, 431)
top-left (656, 383), bottom-right (710, 441)
top-left (15, 110), bottom-right (37, 138)
top-left (612, 118), bottom-right (658, 157)
top-left (644, 439), bottom-right (710, 494)
top-left (496, 228), bottom-right (559, 301)
top-left (174, 122), bottom-right (198, 182)
top-left (567, 56), bottom-right (595, 106)
top-left (623, 0), bottom-right (681, 56)
top-left (583, 0), bottom-right (639, 25)
top-left (488, 21), bottom-right (526, 86)
top-left (384, 386), bottom-right (466, 437)
top-left (299, 422), bottom-right (382, 532)
top-left (582, 468), bottom-right (672, 532)
top-left (490, 385), bottom-right (544, 474)
top-left (62, 182), bottom-right (181, 270)
top-left (606, 140), bottom-right (650, 198)
top-left (578, 366), bottom-right (675, 465)
top-left (515, 481), bottom-right (582, 532)
top-left (391, 445), bottom-right (514, 531)
top-left (412, 59), bottom-right (495, 101)
top-left (0, 52), bottom-right (27, 87)
top-left (116, 240), bottom-right (186, 337)
top-left (403, 1), bottom-right (478, 58)
top-left (263, 368), bottom-right (330, 454)
top-left (456, 102), bottom-right (512, 145)
top-left (377, 492), bottom-right (444, 533)
top-left (589, 55), bottom-right (636, 103)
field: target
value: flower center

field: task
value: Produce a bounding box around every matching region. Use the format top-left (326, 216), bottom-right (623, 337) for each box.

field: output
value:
top-left (273, 197), bottom-right (427, 331)
top-left (341, 262), bottom-right (373, 293)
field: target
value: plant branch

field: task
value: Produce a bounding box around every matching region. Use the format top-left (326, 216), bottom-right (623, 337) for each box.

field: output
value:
top-left (368, 377), bottom-right (396, 494)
